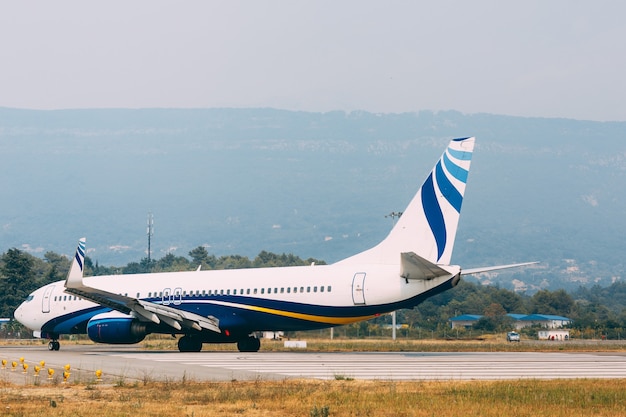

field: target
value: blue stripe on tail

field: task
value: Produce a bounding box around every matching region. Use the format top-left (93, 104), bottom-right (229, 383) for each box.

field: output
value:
top-left (421, 173), bottom-right (446, 261)
top-left (443, 152), bottom-right (469, 183)
top-left (435, 161), bottom-right (463, 213)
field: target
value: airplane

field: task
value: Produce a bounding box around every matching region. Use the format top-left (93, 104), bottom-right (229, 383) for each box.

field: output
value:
top-left (14, 136), bottom-right (534, 352)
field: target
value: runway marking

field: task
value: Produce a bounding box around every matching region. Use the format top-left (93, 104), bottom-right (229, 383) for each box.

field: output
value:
top-left (109, 352), bottom-right (626, 380)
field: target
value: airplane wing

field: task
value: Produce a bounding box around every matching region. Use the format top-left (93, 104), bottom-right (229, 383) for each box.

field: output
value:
top-left (64, 238), bottom-right (220, 334)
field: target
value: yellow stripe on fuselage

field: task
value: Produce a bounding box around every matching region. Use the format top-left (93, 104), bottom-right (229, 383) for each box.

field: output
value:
top-left (208, 300), bottom-right (377, 325)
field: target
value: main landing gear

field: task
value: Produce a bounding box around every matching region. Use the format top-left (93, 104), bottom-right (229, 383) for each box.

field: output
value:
top-left (48, 340), bottom-right (60, 351)
top-left (177, 334), bottom-right (261, 352)
top-left (177, 335), bottom-right (203, 352)
top-left (237, 336), bottom-right (261, 352)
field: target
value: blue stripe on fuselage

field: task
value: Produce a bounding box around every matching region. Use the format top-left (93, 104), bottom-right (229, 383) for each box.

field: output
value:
top-left (40, 275), bottom-right (457, 337)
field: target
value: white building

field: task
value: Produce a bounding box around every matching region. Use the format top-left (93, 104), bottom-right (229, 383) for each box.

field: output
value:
top-left (538, 330), bottom-right (570, 341)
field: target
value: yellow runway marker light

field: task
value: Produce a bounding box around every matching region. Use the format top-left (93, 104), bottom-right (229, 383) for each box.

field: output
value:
top-left (40, 360), bottom-right (45, 368)
top-left (11, 361), bottom-right (17, 371)
top-left (22, 363), bottom-right (28, 373)
top-left (47, 368), bottom-right (54, 380)
top-left (34, 365), bottom-right (41, 377)
top-left (1, 359), bottom-right (6, 369)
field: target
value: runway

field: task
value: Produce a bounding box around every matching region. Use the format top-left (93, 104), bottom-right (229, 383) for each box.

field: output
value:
top-left (1, 345), bottom-right (626, 384)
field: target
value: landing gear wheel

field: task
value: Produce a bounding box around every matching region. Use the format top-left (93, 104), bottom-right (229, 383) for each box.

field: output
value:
top-left (178, 335), bottom-right (202, 352)
top-left (48, 340), bottom-right (60, 351)
top-left (237, 336), bottom-right (261, 352)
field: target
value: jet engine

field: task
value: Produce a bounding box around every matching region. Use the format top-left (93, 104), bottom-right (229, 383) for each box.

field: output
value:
top-left (86, 311), bottom-right (148, 344)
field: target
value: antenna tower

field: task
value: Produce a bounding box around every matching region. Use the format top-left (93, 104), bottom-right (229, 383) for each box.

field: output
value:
top-left (147, 212), bottom-right (154, 262)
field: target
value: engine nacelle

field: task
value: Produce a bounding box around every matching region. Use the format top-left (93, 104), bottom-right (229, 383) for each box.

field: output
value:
top-left (87, 312), bottom-right (148, 344)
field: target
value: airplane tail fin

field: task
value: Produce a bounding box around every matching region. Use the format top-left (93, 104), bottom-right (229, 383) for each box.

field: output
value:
top-left (337, 137), bottom-right (475, 266)
top-left (66, 237), bottom-right (86, 283)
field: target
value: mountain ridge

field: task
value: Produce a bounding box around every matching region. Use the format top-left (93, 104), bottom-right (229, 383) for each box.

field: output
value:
top-left (1, 108), bottom-right (624, 293)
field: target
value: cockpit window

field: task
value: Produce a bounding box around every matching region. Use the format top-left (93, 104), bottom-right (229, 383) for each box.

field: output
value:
top-left (25, 294), bottom-right (34, 302)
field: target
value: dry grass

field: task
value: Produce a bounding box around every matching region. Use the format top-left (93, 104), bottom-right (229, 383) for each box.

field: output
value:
top-left (0, 378), bottom-right (625, 416)
top-left (143, 335), bottom-right (626, 353)
top-left (7, 335), bottom-right (626, 353)
top-left (2, 337), bottom-right (626, 416)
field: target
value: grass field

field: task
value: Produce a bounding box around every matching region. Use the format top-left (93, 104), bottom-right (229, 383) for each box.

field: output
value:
top-left (1, 378), bottom-right (626, 416)
top-left (143, 335), bottom-right (626, 353)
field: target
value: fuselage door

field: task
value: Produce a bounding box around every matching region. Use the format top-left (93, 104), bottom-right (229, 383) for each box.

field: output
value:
top-left (42, 285), bottom-right (55, 313)
top-left (352, 273), bottom-right (366, 305)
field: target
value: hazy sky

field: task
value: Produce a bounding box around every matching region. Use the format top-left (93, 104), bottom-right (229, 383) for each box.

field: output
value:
top-left (1, 1), bottom-right (625, 121)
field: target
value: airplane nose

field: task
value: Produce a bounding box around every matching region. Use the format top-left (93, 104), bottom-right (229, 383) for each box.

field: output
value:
top-left (14, 302), bottom-right (34, 330)
top-left (14, 303), bottom-right (24, 324)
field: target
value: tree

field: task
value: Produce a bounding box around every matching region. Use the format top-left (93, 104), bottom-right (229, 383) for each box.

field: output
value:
top-left (189, 246), bottom-right (216, 269)
top-left (484, 302), bottom-right (507, 318)
top-left (529, 289), bottom-right (574, 315)
top-left (0, 248), bottom-right (36, 317)
top-left (43, 251), bottom-right (71, 284)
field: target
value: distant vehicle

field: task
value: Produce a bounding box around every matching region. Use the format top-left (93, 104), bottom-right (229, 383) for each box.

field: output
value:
top-left (507, 331), bottom-right (521, 342)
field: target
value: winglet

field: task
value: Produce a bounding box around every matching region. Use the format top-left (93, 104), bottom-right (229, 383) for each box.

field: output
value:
top-left (66, 238), bottom-right (86, 289)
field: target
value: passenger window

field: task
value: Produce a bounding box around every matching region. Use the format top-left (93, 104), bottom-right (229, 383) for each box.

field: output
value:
top-left (247, 289), bottom-right (251, 295)
top-left (254, 288), bottom-right (258, 294)
top-left (280, 288), bottom-right (284, 293)
top-left (307, 287), bottom-right (311, 293)
top-left (287, 288), bottom-right (291, 293)
top-left (233, 289), bottom-right (237, 295)
top-left (227, 289), bottom-right (231, 295)
top-left (261, 288), bottom-right (265, 294)
top-left (328, 286), bottom-right (332, 292)
top-left (314, 286), bottom-right (318, 292)
top-left (320, 286), bottom-right (324, 293)
top-left (300, 287), bottom-right (304, 293)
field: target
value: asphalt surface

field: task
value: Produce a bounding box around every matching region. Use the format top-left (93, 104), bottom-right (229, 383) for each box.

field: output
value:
top-left (1, 345), bottom-right (626, 385)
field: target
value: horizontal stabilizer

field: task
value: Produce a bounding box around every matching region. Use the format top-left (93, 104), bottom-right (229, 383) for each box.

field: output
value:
top-left (400, 252), bottom-right (453, 280)
top-left (462, 262), bottom-right (539, 276)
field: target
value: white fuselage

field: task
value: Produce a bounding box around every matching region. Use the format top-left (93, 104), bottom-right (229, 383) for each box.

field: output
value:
top-left (15, 262), bottom-right (458, 337)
